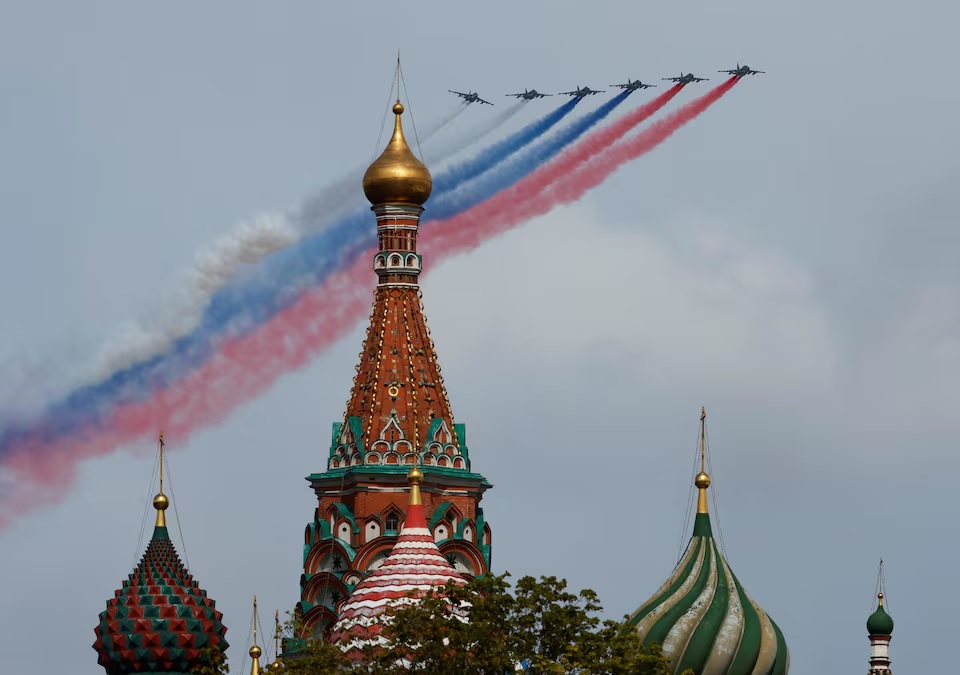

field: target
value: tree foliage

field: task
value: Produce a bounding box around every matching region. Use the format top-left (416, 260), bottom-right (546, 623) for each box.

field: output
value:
top-left (272, 574), bottom-right (690, 674)
top-left (189, 646), bottom-right (230, 674)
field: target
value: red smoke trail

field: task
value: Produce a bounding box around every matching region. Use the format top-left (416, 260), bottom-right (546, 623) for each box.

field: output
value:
top-left (0, 80), bottom-right (736, 528)
top-left (422, 78), bottom-right (739, 256)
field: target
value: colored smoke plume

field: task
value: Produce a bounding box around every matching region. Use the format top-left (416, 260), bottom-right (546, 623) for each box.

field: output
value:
top-left (0, 81), bottom-right (738, 528)
top-left (424, 79), bottom-right (738, 255)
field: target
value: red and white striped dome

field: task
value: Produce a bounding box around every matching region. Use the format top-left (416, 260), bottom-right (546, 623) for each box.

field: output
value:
top-left (329, 468), bottom-right (467, 656)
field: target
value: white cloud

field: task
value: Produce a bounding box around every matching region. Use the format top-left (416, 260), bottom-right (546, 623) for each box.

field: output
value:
top-left (426, 204), bottom-right (837, 394)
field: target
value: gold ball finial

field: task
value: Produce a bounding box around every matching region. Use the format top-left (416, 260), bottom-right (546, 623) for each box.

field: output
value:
top-left (250, 645), bottom-right (262, 659)
top-left (362, 100), bottom-right (432, 206)
top-left (878, 592), bottom-right (884, 604)
top-left (407, 466), bottom-right (424, 485)
top-left (153, 493), bottom-right (169, 511)
top-left (695, 471), bottom-right (711, 489)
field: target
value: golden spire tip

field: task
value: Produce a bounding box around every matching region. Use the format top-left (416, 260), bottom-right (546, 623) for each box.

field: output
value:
top-left (695, 408), bottom-right (711, 514)
top-left (153, 433), bottom-right (169, 527)
top-left (407, 455), bottom-right (424, 507)
top-left (250, 595), bottom-right (262, 671)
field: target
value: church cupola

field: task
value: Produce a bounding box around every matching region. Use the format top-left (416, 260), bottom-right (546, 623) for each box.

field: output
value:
top-left (867, 562), bottom-right (894, 674)
top-left (93, 436), bottom-right (228, 674)
top-left (298, 90), bottom-right (493, 637)
top-left (329, 465), bottom-right (467, 657)
top-left (628, 409), bottom-right (789, 674)
top-left (362, 101), bottom-right (432, 207)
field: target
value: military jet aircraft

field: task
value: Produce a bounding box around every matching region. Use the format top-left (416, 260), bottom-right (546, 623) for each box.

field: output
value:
top-left (662, 72), bottom-right (709, 84)
top-left (506, 89), bottom-right (552, 100)
top-left (448, 90), bottom-right (494, 105)
top-left (719, 63), bottom-right (765, 77)
top-left (611, 79), bottom-right (657, 91)
top-left (559, 85), bottom-right (605, 97)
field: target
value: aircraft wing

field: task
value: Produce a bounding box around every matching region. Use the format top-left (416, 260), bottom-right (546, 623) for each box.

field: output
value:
top-left (478, 97), bottom-right (494, 105)
top-left (448, 90), bottom-right (467, 97)
top-left (662, 77), bottom-right (681, 82)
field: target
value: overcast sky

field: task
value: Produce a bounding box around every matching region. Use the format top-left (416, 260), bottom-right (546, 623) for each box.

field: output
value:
top-left (1, 1), bottom-right (957, 673)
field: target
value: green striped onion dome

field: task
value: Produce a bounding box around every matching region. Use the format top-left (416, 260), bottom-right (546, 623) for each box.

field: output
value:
top-left (629, 511), bottom-right (790, 674)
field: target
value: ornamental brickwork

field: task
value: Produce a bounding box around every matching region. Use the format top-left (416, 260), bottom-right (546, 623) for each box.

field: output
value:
top-left (297, 103), bottom-right (493, 637)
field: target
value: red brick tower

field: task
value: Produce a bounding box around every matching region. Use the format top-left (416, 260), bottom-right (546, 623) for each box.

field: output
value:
top-left (297, 101), bottom-right (493, 636)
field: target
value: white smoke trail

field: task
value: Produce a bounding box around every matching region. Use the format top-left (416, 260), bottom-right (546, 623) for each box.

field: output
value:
top-left (424, 100), bottom-right (527, 167)
top-left (89, 103), bottom-right (525, 377)
top-left (420, 102), bottom-right (468, 142)
top-left (93, 213), bottom-right (296, 378)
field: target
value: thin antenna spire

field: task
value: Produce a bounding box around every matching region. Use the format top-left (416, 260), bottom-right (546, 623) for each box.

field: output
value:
top-left (153, 433), bottom-right (169, 528)
top-left (249, 595), bottom-right (262, 674)
top-left (158, 432), bottom-right (164, 494)
top-left (699, 407), bottom-right (706, 474)
top-left (695, 408), bottom-right (712, 516)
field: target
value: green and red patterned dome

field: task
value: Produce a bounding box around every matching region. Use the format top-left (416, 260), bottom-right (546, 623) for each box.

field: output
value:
top-left (94, 446), bottom-right (227, 674)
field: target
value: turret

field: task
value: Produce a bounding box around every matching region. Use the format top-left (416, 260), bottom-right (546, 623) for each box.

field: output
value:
top-left (627, 409), bottom-right (789, 674)
top-left (867, 562), bottom-right (894, 674)
top-left (93, 435), bottom-right (228, 674)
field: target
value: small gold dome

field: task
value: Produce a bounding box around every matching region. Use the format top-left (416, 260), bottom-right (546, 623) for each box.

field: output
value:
top-left (694, 471), bottom-right (711, 489)
top-left (153, 493), bottom-right (169, 511)
top-left (249, 645), bottom-right (262, 659)
top-left (362, 100), bottom-right (432, 206)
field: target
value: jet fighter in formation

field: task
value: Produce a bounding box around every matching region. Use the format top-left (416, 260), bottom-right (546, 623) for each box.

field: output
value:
top-left (611, 79), bottom-right (657, 91)
top-left (457, 65), bottom-right (760, 103)
top-left (448, 90), bottom-right (494, 105)
top-left (662, 73), bottom-right (709, 85)
top-left (559, 85), bottom-right (605, 98)
top-left (719, 63), bottom-right (765, 77)
top-left (506, 89), bottom-right (552, 100)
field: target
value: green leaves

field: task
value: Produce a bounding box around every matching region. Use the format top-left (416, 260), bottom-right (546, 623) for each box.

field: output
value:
top-left (272, 574), bottom-right (680, 674)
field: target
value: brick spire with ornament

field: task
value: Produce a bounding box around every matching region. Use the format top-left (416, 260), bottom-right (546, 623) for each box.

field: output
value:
top-left (297, 95), bottom-right (493, 637)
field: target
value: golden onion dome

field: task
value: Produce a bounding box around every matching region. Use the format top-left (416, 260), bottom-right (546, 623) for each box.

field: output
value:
top-left (362, 101), bottom-right (432, 206)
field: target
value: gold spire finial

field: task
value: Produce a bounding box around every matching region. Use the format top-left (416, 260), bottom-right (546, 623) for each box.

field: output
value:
top-left (407, 453), bottom-right (424, 506)
top-left (268, 608), bottom-right (282, 670)
top-left (362, 94), bottom-right (432, 206)
top-left (878, 592), bottom-right (884, 606)
top-left (249, 595), bottom-right (262, 674)
top-left (695, 408), bottom-right (711, 514)
top-left (152, 433), bottom-right (169, 527)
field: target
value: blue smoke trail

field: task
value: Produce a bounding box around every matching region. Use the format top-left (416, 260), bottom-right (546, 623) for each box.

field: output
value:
top-left (432, 98), bottom-right (579, 195)
top-left (426, 90), bottom-right (633, 222)
top-left (0, 99), bottom-right (592, 455)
